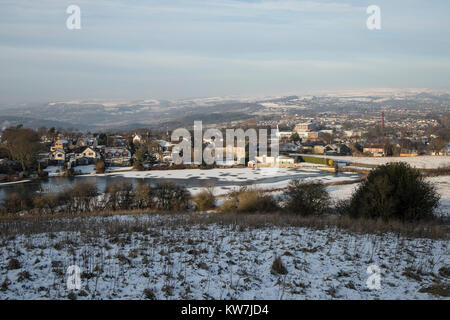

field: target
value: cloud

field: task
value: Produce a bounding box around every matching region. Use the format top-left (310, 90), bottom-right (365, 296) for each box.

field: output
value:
top-left (0, 0), bottom-right (449, 104)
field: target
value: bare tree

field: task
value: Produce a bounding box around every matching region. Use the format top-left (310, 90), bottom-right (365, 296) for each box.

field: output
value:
top-left (2, 128), bottom-right (43, 172)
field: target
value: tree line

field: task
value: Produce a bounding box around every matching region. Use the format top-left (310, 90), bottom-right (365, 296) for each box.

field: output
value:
top-left (1, 181), bottom-right (189, 215)
top-left (1, 163), bottom-right (442, 223)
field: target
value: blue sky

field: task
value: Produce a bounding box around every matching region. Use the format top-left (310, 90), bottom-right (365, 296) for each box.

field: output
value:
top-left (0, 0), bottom-right (449, 105)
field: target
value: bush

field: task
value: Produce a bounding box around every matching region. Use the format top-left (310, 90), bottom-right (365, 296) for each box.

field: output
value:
top-left (32, 195), bottom-right (47, 214)
top-left (153, 182), bottom-right (190, 211)
top-left (64, 167), bottom-right (74, 177)
top-left (105, 182), bottom-right (134, 211)
top-left (60, 183), bottom-right (99, 214)
top-left (135, 184), bottom-right (154, 209)
top-left (143, 288), bottom-right (156, 300)
top-left (271, 256), bottom-right (288, 275)
top-left (95, 159), bottom-right (106, 174)
top-left (220, 187), bottom-right (279, 213)
top-left (2, 192), bottom-right (33, 214)
top-left (346, 162), bottom-right (440, 221)
top-left (31, 193), bottom-right (61, 215)
top-left (7, 258), bottom-right (21, 270)
top-left (283, 180), bottom-right (330, 216)
top-left (71, 183), bottom-right (99, 213)
top-left (238, 190), bottom-right (279, 213)
top-left (192, 189), bottom-right (216, 211)
top-left (37, 170), bottom-right (49, 178)
top-left (44, 193), bottom-right (61, 214)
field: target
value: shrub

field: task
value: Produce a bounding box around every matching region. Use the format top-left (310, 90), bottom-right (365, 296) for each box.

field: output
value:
top-left (346, 162), bottom-right (440, 221)
top-left (7, 258), bottom-right (21, 270)
top-left (237, 190), bottom-right (279, 213)
top-left (64, 167), bottom-right (74, 177)
top-left (220, 187), bottom-right (279, 213)
top-left (419, 281), bottom-right (450, 297)
top-left (1, 277), bottom-right (10, 292)
top-left (271, 256), bottom-right (288, 275)
top-left (219, 198), bottom-right (238, 212)
top-left (17, 270), bottom-right (31, 282)
top-left (44, 193), bottom-right (60, 214)
top-left (105, 182), bottom-right (134, 211)
top-left (95, 159), bottom-right (106, 174)
top-left (73, 182), bottom-right (99, 212)
top-left (283, 180), bottom-right (330, 216)
top-left (67, 291), bottom-right (77, 300)
top-left (135, 184), bottom-right (154, 209)
top-left (133, 163), bottom-right (145, 171)
top-left (37, 170), bottom-right (49, 178)
top-left (153, 182), bottom-right (190, 211)
top-left (192, 189), bottom-right (216, 211)
top-left (64, 182), bottom-right (99, 213)
top-left (133, 148), bottom-right (147, 171)
top-left (32, 195), bottom-right (47, 214)
top-left (2, 192), bottom-right (32, 214)
top-left (143, 288), bottom-right (156, 300)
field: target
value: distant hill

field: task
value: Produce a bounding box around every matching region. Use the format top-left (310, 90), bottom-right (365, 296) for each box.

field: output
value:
top-left (0, 90), bottom-right (448, 131)
top-left (0, 116), bottom-right (92, 131)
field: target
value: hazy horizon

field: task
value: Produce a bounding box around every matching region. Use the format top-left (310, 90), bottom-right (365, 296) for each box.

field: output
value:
top-left (1, 0), bottom-right (450, 106)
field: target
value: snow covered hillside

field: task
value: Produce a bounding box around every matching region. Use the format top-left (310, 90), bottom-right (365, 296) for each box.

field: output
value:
top-left (0, 215), bottom-right (448, 300)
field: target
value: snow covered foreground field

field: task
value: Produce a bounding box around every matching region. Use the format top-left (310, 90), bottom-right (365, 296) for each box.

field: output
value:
top-left (0, 215), bottom-right (448, 300)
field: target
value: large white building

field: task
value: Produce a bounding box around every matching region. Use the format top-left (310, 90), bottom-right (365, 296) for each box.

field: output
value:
top-left (294, 122), bottom-right (319, 140)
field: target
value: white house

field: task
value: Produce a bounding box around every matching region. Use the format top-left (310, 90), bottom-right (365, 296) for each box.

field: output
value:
top-left (49, 149), bottom-right (66, 163)
top-left (133, 133), bottom-right (143, 145)
top-left (276, 125), bottom-right (293, 139)
top-left (74, 147), bottom-right (99, 164)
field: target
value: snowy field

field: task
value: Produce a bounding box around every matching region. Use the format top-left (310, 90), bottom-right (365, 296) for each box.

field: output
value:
top-left (106, 167), bottom-right (360, 197)
top-left (44, 165), bottom-right (132, 177)
top-left (43, 165), bottom-right (64, 177)
top-left (37, 167), bottom-right (360, 198)
top-left (12, 166), bottom-right (450, 216)
top-left (44, 165), bottom-right (96, 177)
top-left (1, 164), bottom-right (448, 300)
top-left (426, 177), bottom-right (450, 217)
top-left (0, 214), bottom-right (448, 300)
top-left (322, 156), bottom-right (450, 169)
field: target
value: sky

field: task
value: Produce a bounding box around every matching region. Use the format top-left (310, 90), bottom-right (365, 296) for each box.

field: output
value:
top-left (0, 0), bottom-right (449, 106)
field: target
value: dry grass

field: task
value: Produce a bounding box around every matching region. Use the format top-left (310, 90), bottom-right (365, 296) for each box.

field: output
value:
top-left (421, 166), bottom-right (450, 177)
top-left (271, 256), bottom-right (288, 275)
top-left (439, 266), bottom-right (450, 278)
top-left (192, 190), bottom-right (216, 211)
top-left (0, 210), bottom-right (447, 300)
top-left (7, 258), bottom-right (21, 270)
top-left (220, 188), bottom-right (279, 213)
top-left (0, 211), bottom-right (448, 240)
top-left (419, 281), bottom-right (450, 297)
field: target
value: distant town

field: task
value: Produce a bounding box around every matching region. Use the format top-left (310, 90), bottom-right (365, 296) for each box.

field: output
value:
top-left (0, 92), bottom-right (449, 182)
